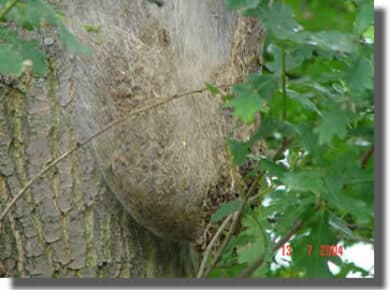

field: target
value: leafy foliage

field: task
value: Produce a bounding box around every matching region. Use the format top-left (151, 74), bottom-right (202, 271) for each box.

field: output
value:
top-left (0, 0), bottom-right (89, 76)
top-left (207, 0), bottom-right (374, 278)
top-left (210, 199), bottom-right (244, 223)
top-left (0, 0), bottom-right (374, 280)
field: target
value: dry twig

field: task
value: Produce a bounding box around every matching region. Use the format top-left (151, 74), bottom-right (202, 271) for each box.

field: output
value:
top-left (0, 83), bottom-right (234, 223)
top-left (197, 215), bottom-right (233, 278)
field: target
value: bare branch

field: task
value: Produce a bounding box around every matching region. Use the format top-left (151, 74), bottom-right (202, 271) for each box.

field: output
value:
top-left (273, 137), bottom-right (294, 161)
top-left (360, 144), bottom-right (374, 169)
top-left (0, 82), bottom-right (235, 223)
top-left (239, 204), bottom-right (322, 277)
top-left (200, 136), bottom-right (293, 277)
top-left (197, 215), bottom-right (233, 278)
top-left (202, 208), bottom-right (244, 278)
top-left (0, 0), bottom-right (20, 20)
top-left (239, 218), bottom-right (304, 278)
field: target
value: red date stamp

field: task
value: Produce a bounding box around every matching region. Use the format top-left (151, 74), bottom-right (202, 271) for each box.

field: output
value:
top-left (281, 244), bottom-right (343, 257)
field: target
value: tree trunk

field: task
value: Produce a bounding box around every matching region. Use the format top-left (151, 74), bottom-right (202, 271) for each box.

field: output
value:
top-left (0, 0), bottom-right (262, 278)
top-left (0, 69), bottom-right (197, 278)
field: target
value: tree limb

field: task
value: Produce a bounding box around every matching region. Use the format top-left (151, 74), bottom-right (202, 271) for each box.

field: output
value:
top-left (0, 82), bottom-right (235, 223)
top-left (360, 144), bottom-right (374, 169)
top-left (239, 218), bottom-right (304, 278)
top-left (0, 0), bottom-right (20, 20)
top-left (273, 137), bottom-right (294, 161)
top-left (239, 204), bottom-right (323, 277)
top-left (202, 202), bottom-right (246, 278)
top-left (197, 215), bottom-right (233, 278)
top-left (200, 135), bottom-right (295, 277)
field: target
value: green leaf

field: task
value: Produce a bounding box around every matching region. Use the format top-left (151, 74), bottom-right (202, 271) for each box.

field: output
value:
top-left (288, 0), bottom-right (356, 32)
top-left (322, 149), bottom-right (373, 206)
top-left (297, 57), bottom-right (346, 83)
top-left (205, 82), bottom-right (220, 96)
top-left (362, 25), bottom-right (374, 42)
top-left (83, 24), bottom-right (101, 33)
top-left (314, 103), bottom-right (351, 145)
top-left (225, 75), bottom-right (278, 124)
top-left (296, 123), bottom-right (320, 153)
top-left (287, 89), bottom-right (321, 115)
top-left (236, 212), bottom-right (269, 276)
top-left (291, 209), bottom-right (338, 278)
top-left (226, 0), bottom-right (260, 10)
top-left (228, 138), bottom-right (251, 165)
top-left (209, 263), bottom-right (247, 278)
top-left (225, 86), bottom-right (267, 124)
top-left (260, 158), bottom-right (287, 177)
top-left (300, 31), bottom-right (358, 54)
top-left (328, 212), bottom-right (366, 242)
top-left (266, 44), bottom-right (315, 76)
top-left (345, 57), bottom-right (373, 97)
top-left (354, 0), bottom-right (374, 35)
top-left (0, 44), bottom-right (23, 75)
top-left (220, 236), bottom-right (239, 263)
top-left (265, 190), bottom-right (316, 237)
top-left (6, 0), bottom-right (58, 28)
top-left (0, 28), bottom-right (46, 76)
top-left (285, 45), bottom-right (314, 71)
top-left (265, 44), bottom-right (282, 74)
top-left (59, 25), bottom-right (91, 55)
top-left (237, 239), bottom-right (263, 264)
top-left (249, 74), bottom-right (279, 98)
top-left (251, 2), bottom-right (301, 41)
top-left (1, 0), bottom-right (90, 59)
top-left (210, 199), bottom-right (243, 223)
top-left (282, 170), bottom-right (324, 194)
top-left (323, 175), bottom-right (371, 224)
top-left (18, 39), bottom-right (46, 76)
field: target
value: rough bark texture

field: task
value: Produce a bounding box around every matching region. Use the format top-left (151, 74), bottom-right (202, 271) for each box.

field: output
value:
top-left (0, 0), bottom-right (263, 278)
top-left (69, 0), bottom-right (237, 242)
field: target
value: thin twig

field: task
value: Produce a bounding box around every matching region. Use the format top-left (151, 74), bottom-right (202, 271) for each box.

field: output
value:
top-left (248, 185), bottom-right (275, 205)
top-left (360, 144), bottom-right (374, 169)
top-left (273, 137), bottom-right (294, 161)
top-left (0, 82), bottom-right (235, 223)
top-left (202, 208), bottom-right (244, 278)
top-left (201, 137), bottom-right (293, 277)
top-left (281, 48), bottom-right (287, 121)
top-left (0, 0), bottom-right (20, 20)
top-left (197, 215), bottom-right (233, 278)
top-left (245, 171), bottom-right (265, 199)
top-left (199, 184), bottom-right (274, 277)
top-left (239, 204), bottom-right (323, 277)
top-left (0, 260), bottom-right (7, 276)
top-left (201, 171), bottom-right (264, 277)
top-left (239, 218), bottom-right (304, 278)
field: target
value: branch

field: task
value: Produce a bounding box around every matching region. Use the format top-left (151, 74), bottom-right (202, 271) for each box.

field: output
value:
top-left (197, 215), bottom-right (233, 278)
top-left (0, 0), bottom-right (20, 20)
top-left (200, 137), bottom-right (293, 277)
top-left (238, 218), bottom-right (304, 278)
top-left (273, 137), bottom-right (294, 161)
top-left (239, 204), bottom-right (323, 277)
top-left (360, 144), bottom-right (374, 169)
top-left (202, 202), bottom-right (246, 277)
top-left (0, 82), bottom-right (235, 223)
top-left (201, 168), bottom-right (266, 278)
top-left (281, 48), bottom-right (287, 121)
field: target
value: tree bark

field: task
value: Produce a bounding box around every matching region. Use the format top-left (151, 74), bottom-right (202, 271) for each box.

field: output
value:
top-left (0, 65), bottom-right (198, 278)
top-left (0, 0), bottom-right (262, 278)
